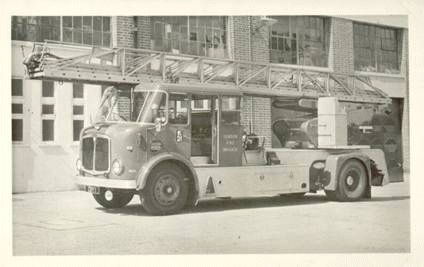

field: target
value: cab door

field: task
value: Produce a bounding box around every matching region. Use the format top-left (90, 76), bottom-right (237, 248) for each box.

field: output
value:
top-left (167, 93), bottom-right (191, 158)
top-left (218, 95), bottom-right (242, 166)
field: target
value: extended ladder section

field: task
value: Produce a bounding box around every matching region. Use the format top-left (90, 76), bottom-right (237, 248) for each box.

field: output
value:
top-left (24, 43), bottom-right (390, 104)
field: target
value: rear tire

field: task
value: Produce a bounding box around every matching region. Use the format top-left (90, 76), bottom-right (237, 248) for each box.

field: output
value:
top-left (140, 163), bottom-right (189, 215)
top-left (334, 159), bottom-right (368, 201)
top-left (93, 188), bottom-right (134, 209)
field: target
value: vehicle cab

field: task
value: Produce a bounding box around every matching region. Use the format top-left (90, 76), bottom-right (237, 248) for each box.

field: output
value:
top-left (76, 82), bottom-right (248, 214)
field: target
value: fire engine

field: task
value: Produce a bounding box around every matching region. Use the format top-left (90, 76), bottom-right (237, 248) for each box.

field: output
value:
top-left (24, 42), bottom-right (390, 215)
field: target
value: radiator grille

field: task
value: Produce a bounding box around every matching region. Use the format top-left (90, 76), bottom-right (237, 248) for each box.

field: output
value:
top-left (82, 136), bottom-right (109, 173)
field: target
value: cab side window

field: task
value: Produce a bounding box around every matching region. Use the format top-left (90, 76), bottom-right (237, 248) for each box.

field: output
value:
top-left (221, 96), bottom-right (240, 125)
top-left (168, 93), bottom-right (189, 125)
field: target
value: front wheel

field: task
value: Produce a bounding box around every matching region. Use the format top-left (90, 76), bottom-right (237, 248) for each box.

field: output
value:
top-left (140, 163), bottom-right (188, 215)
top-left (93, 188), bottom-right (134, 209)
top-left (334, 159), bottom-right (368, 201)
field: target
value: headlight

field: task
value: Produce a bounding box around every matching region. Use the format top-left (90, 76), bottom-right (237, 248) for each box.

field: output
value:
top-left (76, 159), bottom-right (82, 171)
top-left (112, 159), bottom-right (124, 175)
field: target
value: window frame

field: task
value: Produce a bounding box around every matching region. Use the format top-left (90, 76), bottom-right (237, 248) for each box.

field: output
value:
top-left (168, 93), bottom-right (190, 126)
top-left (72, 85), bottom-right (85, 142)
top-left (41, 82), bottom-right (56, 143)
top-left (353, 22), bottom-right (401, 74)
top-left (151, 16), bottom-right (228, 58)
top-left (269, 16), bottom-right (329, 67)
top-left (221, 95), bottom-right (241, 126)
top-left (12, 16), bottom-right (112, 48)
top-left (12, 78), bottom-right (24, 143)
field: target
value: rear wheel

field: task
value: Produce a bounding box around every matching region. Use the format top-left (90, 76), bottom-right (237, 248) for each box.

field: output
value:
top-left (334, 159), bottom-right (368, 201)
top-left (140, 163), bottom-right (189, 215)
top-left (93, 188), bottom-right (134, 209)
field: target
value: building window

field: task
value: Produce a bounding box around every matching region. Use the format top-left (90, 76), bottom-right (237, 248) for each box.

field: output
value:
top-left (269, 16), bottom-right (328, 67)
top-left (42, 104), bottom-right (54, 115)
top-left (12, 79), bottom-right (23, 96)
top-left (151, 16), bottom-right (228, 58)
top-left (12, 79), bottom-right (24, 142)
top-left (42, 80), bottom-right (54, 97)
top-left (12, 16), bottom-right (60, 42)
top-left (73, 84), bottom-right (85, 141)
top-left (12, 103), bottom-right (23, 114)
top-left (73, 120), bottom-right (84, 141)
top-left (12, 104), bottom-right (24, 142)
top-left (73, 105), bottom-right (84, 115)
top-left (354, 23), bottom-right (401, 74)
top-left (42, 120), bottom-right (54, 141)
top-left (12, 16), bottom-right (111, 47)
top-left (12, 119), bottom-right (23, 142)
top-left (41, 81), bottom-right (55, 142)
top-left (63, 16), bottom-right (111, 47)
top-left (73, 83), bottom-right (84, 98)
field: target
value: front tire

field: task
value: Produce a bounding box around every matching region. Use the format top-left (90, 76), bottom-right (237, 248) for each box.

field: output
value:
top-left (140, 163), bottom-right (189, 215)
top-left (334, 159), bottom-right (368, 201)
top-left (93, 188), bottom-right (134, 209)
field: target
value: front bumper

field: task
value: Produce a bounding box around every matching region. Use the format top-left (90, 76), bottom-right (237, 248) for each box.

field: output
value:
top-left (76, 175), bottom-right (137, 189)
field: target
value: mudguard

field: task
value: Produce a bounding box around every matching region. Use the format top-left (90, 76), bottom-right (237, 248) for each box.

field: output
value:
top-left (136, 152), bottom-right (199, 204)
top-left (323, 153), bottom-right (372, 191)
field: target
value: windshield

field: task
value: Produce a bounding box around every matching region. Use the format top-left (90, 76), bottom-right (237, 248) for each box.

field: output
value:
top-left (94, 87), bottom-right (167, 124)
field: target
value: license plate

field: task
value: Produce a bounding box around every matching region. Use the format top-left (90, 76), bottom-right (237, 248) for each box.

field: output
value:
top-left (79, 185), bottom-right (100, 194)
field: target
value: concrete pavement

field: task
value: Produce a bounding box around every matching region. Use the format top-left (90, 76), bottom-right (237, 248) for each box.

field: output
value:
top-left (12, 175), bottom-right (410, 255)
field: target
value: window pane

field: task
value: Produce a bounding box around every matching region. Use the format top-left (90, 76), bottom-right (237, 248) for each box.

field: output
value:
top-left (168, 94), bottom-right (188, 124)
top-left (42, 80), bottom-right (54, 97)
top-left (74, 30), bottom-right (82, 44)
top-left (93, 16), bottom-right (102, 31)
top-left (51, 27), bottom-right (60, 41)
top-left (12, 103), bottom-right (23, 114)
top-left (73, 16), bottom-right (82, 29)
top-left (12, 119), bottom-right (23, 142)
top-left (354, 22), bottom-right (400, 73)
top-left (83, 16), bottom-right (92, 28)
top-left (151, 16), bottom-right (227, 58)
top-left (83, 31), bottom-right (92, 45)
top-left (63, 28), bottom-right (72, 43)
top-left (73, 120), bottom-right (84, 141)
top-left (42, 104), bottom-right (54, 115)
top-left (93, 31), bottom-right (102, 46)
top-left (12, 16), bottom-right (60, 42)
top-left (103, 32), bottom-right (111, 47)
top-left (194, 100), bottom-right (203, 109)
top-left (42, 119), bottom-right (54, 141)
top-left (73, 83), bottom-right (84, 98)
top-left (270, 16), bottom-right (326, 67)
top-left (73, 105), bottom-right (84, 115)
top-left (102, 17), bottom-right (110, 32)
top-left (63, 16), bottom-right (72, 27)
top-left (12, 79), bottom-right (23, 96)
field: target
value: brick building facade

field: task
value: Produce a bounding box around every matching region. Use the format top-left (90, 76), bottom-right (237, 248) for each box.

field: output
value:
top-left (11, 16), bottom-right (408, 192)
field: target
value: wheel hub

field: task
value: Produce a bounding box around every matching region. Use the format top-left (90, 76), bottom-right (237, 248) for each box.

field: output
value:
top-left (165, 186), bottom-right (174, 194)
top-left (105, 190), bottom-right (114, 201)
top-left (345, 170), bottom-right (360, 191)
top-left (154, 175), bottom-right (180, 206)
top-left (346, 176), bottom-right (354, 186)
